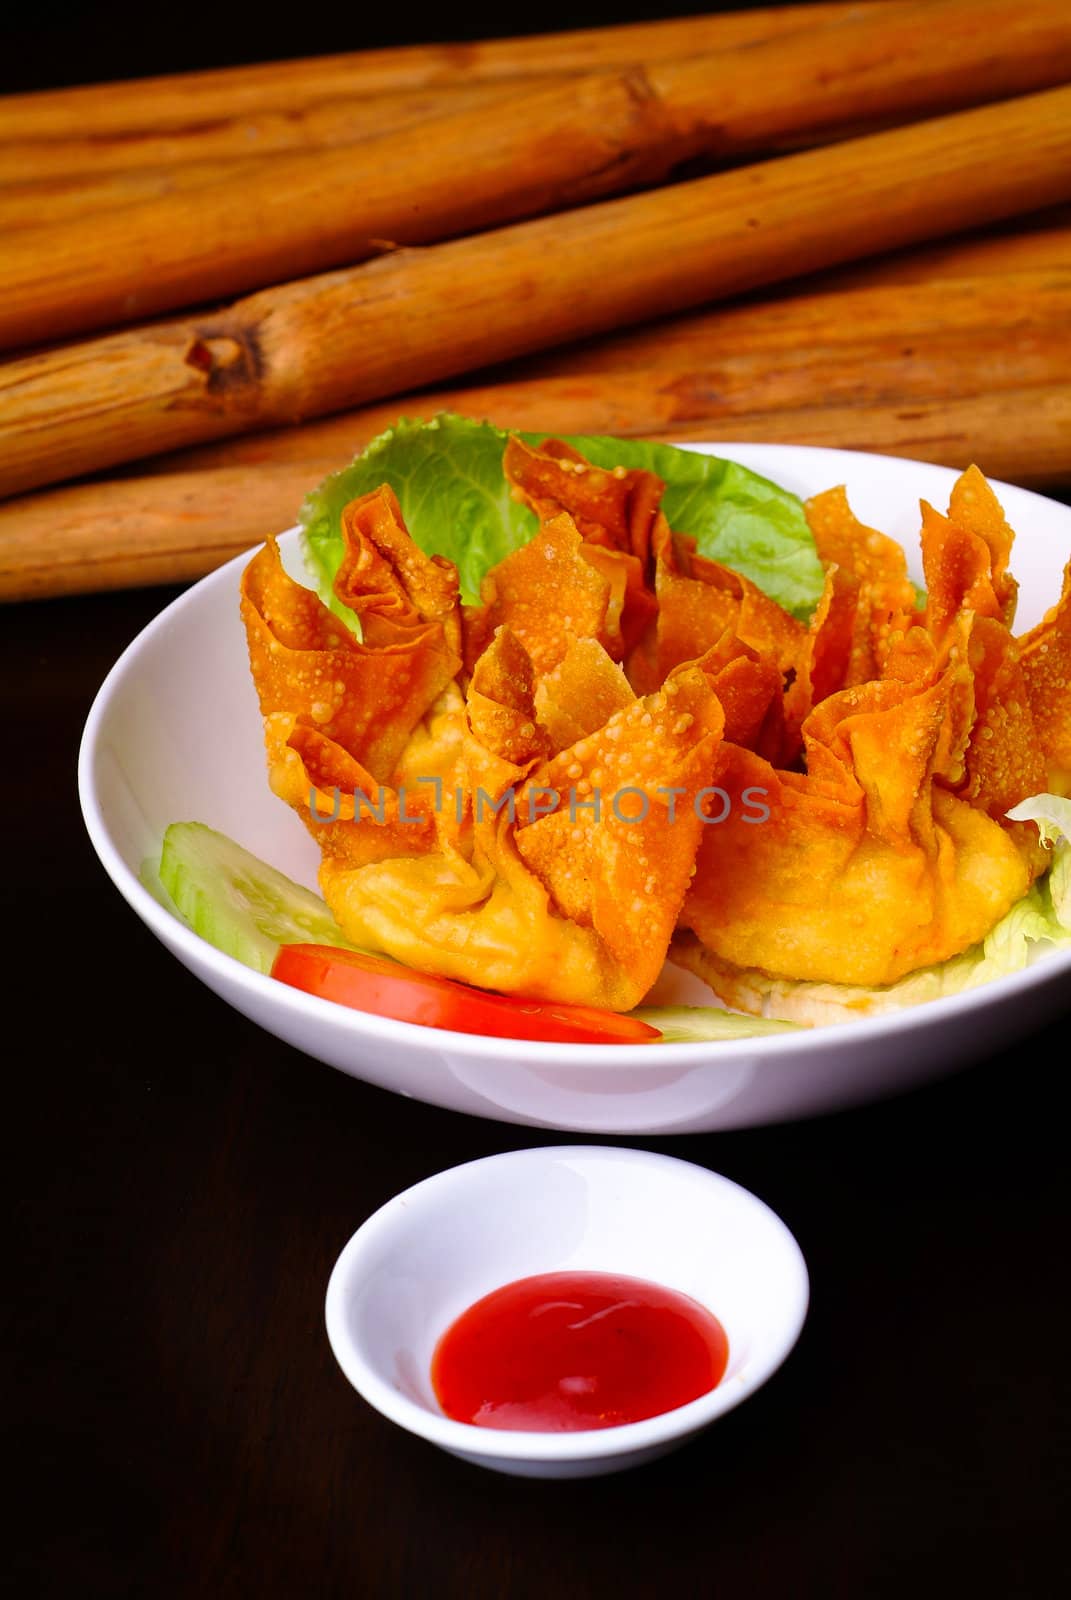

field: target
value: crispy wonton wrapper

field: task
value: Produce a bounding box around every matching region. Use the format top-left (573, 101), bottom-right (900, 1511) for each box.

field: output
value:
top-left (677, 465), bottom-right (1054, 996)
top-left (243, 446), bottom-right (1062, 1016)
top-left (677, 675), bottom-right (1033, 990)
top-left (1018, 558), bottom-right (1071, 788)
top-left (242, 482), bottom-right (725, 1008)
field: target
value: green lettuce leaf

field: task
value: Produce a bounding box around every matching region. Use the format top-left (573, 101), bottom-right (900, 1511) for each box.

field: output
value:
top-left (299, 413), bottom-right (825, 622)
top-left (559, 431), bottom-right (823, 617)
top-left (301, 417), bottom-right (534, 624)
top-left (1007, 793), bottom-right (1071, 926)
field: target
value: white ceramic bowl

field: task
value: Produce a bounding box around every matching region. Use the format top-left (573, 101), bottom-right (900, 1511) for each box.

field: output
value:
top-left (324, 1145), bottom-right (809, 1477)
top-left (78, 444), bottom-right (1071, 1133)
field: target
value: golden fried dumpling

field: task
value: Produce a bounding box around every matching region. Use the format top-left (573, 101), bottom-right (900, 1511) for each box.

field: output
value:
top-left (242, 483), bottom-right (726, 1009)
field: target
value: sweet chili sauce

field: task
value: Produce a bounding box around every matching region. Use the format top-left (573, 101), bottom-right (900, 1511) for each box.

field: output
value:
top-left (431, 1271), bottom-right (729, 1432)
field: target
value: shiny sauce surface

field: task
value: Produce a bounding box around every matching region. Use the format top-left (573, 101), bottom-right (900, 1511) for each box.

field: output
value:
top-left (431, 1270), bottom-right (729, 1432)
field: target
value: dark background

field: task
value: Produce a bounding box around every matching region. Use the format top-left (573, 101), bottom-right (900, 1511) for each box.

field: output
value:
top-left (4, 4), bottom-right (1070, 1597)
top-left (3, 0), bottom-right (788, 92)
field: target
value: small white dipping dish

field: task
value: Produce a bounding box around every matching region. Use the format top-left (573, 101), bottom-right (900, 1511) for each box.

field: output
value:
top-left (325, 1145), bottom-right (809, 1478)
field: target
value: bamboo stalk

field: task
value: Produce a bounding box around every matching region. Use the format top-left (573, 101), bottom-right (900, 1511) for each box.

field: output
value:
top-left (0, 77), bottom-right (543, 185)
top-left (3, 374), bottom-right (1066, 603)
top-left (510, 268), bottom-right (1071, 375)
top-left (3, 269), bottom-right (1068, 601)
top-left (4, 0), bottom-right (1057, 187)
top-left (0, 71), bottom-right (692, 351)
top-left (148, 269), bottom-right (1068, 468)
top-left (0, 462), bottom-right (342, 600)
top-left (647, 0), bottom-right (1071, 152)
top-left (802, 208), bottom-right (1071, 287)
top-left (0, 156), bottom-right (278, 232)
top-left (6, 0), bottom-right (1069, 352)
top-left (0, 3), bottom-right (887, 142)
top-left (664, 389), bottom-right (1071, 483)
top-left (6, 167), bottom-right (1062, 270)
top-left (135, 269), bottom-right (1070, 471)
top-left (4, 260), bottom-right (1068, 603)
top-left (3, 87), bottom-right (1071, 501)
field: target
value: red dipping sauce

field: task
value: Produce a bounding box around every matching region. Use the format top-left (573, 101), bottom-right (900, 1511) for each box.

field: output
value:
top-left (431, 1270), bottom-right (729, 1432)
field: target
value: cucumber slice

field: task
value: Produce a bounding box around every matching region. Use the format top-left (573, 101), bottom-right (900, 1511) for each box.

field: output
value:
top-left (157, 821), bottom-right (356, 974)
top-left (139, 854), bottom-right (192, 925)
top-left (630, 1006), bottom-right (800, 1041)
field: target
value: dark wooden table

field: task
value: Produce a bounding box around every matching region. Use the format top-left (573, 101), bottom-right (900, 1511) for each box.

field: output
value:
top-left (6, 581), bottom-right (1069, 1598)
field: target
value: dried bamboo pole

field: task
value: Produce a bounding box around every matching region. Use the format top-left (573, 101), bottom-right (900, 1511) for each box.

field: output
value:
top-left (647, 0), bottom-right (1071, 152)
top-left (2, 268), bottom-right (1068, 601)
top-left (512, 268), bottom-right (1071, 375)
top-left (152, 269), bottom-right (1070, 466)
top-left (0, 3), bottom-right (885, 141)
top-left (0, 463), bottom-right (342, 600)
top-left (664, 389), bottom-right (1071, 483)
top-left (3, 385), bottom-right (1066, 604)
top-left (802, 208), bottom-right (1071, 288)
top-left (0, 157), bottom-right (277, 232)
top-left (5, 151), bottom-right (1065, 266)
top-left (0, 77), bottom-right (542, 185)
top-left (4, 0), bottom-right (1059, 188)
top-left (5, 0), bottom-right (1069, 351)
top-left (0, 71), bottom-right (692, 351)
top-left (3, 87), bottom-right (1071, 501)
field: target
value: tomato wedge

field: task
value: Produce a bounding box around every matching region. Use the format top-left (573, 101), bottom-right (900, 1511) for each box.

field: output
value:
top-left (271, 945), bottom-right (661, 1044)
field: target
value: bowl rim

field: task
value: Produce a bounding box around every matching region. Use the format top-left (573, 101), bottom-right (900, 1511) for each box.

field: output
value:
top-left (78, 440), bottom-right (1071, 1070)
top-left (323, 1144), bottom-right (810, 1460)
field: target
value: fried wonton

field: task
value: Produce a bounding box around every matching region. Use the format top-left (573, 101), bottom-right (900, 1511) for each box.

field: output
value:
top-left (243, 441), bottom-right (1064, 1020)
top-left (462, 511), bottom-right (615, 676)
top-left (241, 483), bottom-right (725, 1009)
top-left (677, 667), bottom-right (1032, 989)
top-left (1018, 558), bottom-right (1071, 789)
top-left (918, 490), bottom-right (1048, 822)
top-left (676, 465), bottom-right (1055, 1000)
top-left (502, 437), bottom-right (820, 743)
top-left (503, 434), bottom-right (663, 562)
top-left (804, 485), bottom-right (918, 691)
top-left (316, 652), bottom-right (724, 1008)
top-left (240, 515), bottom-right (460, 787)
top-left (533, 637), bottom-right (634, 754)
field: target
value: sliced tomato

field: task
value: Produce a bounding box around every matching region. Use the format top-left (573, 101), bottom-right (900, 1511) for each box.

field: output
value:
top-left (271, 944), bottom-right (660, 1044)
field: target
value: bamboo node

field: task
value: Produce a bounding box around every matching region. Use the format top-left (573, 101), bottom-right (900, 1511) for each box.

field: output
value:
top-left (185, 339), bottom-right (214, 374)
top-left (184, 330), bottom-right (262, 395)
